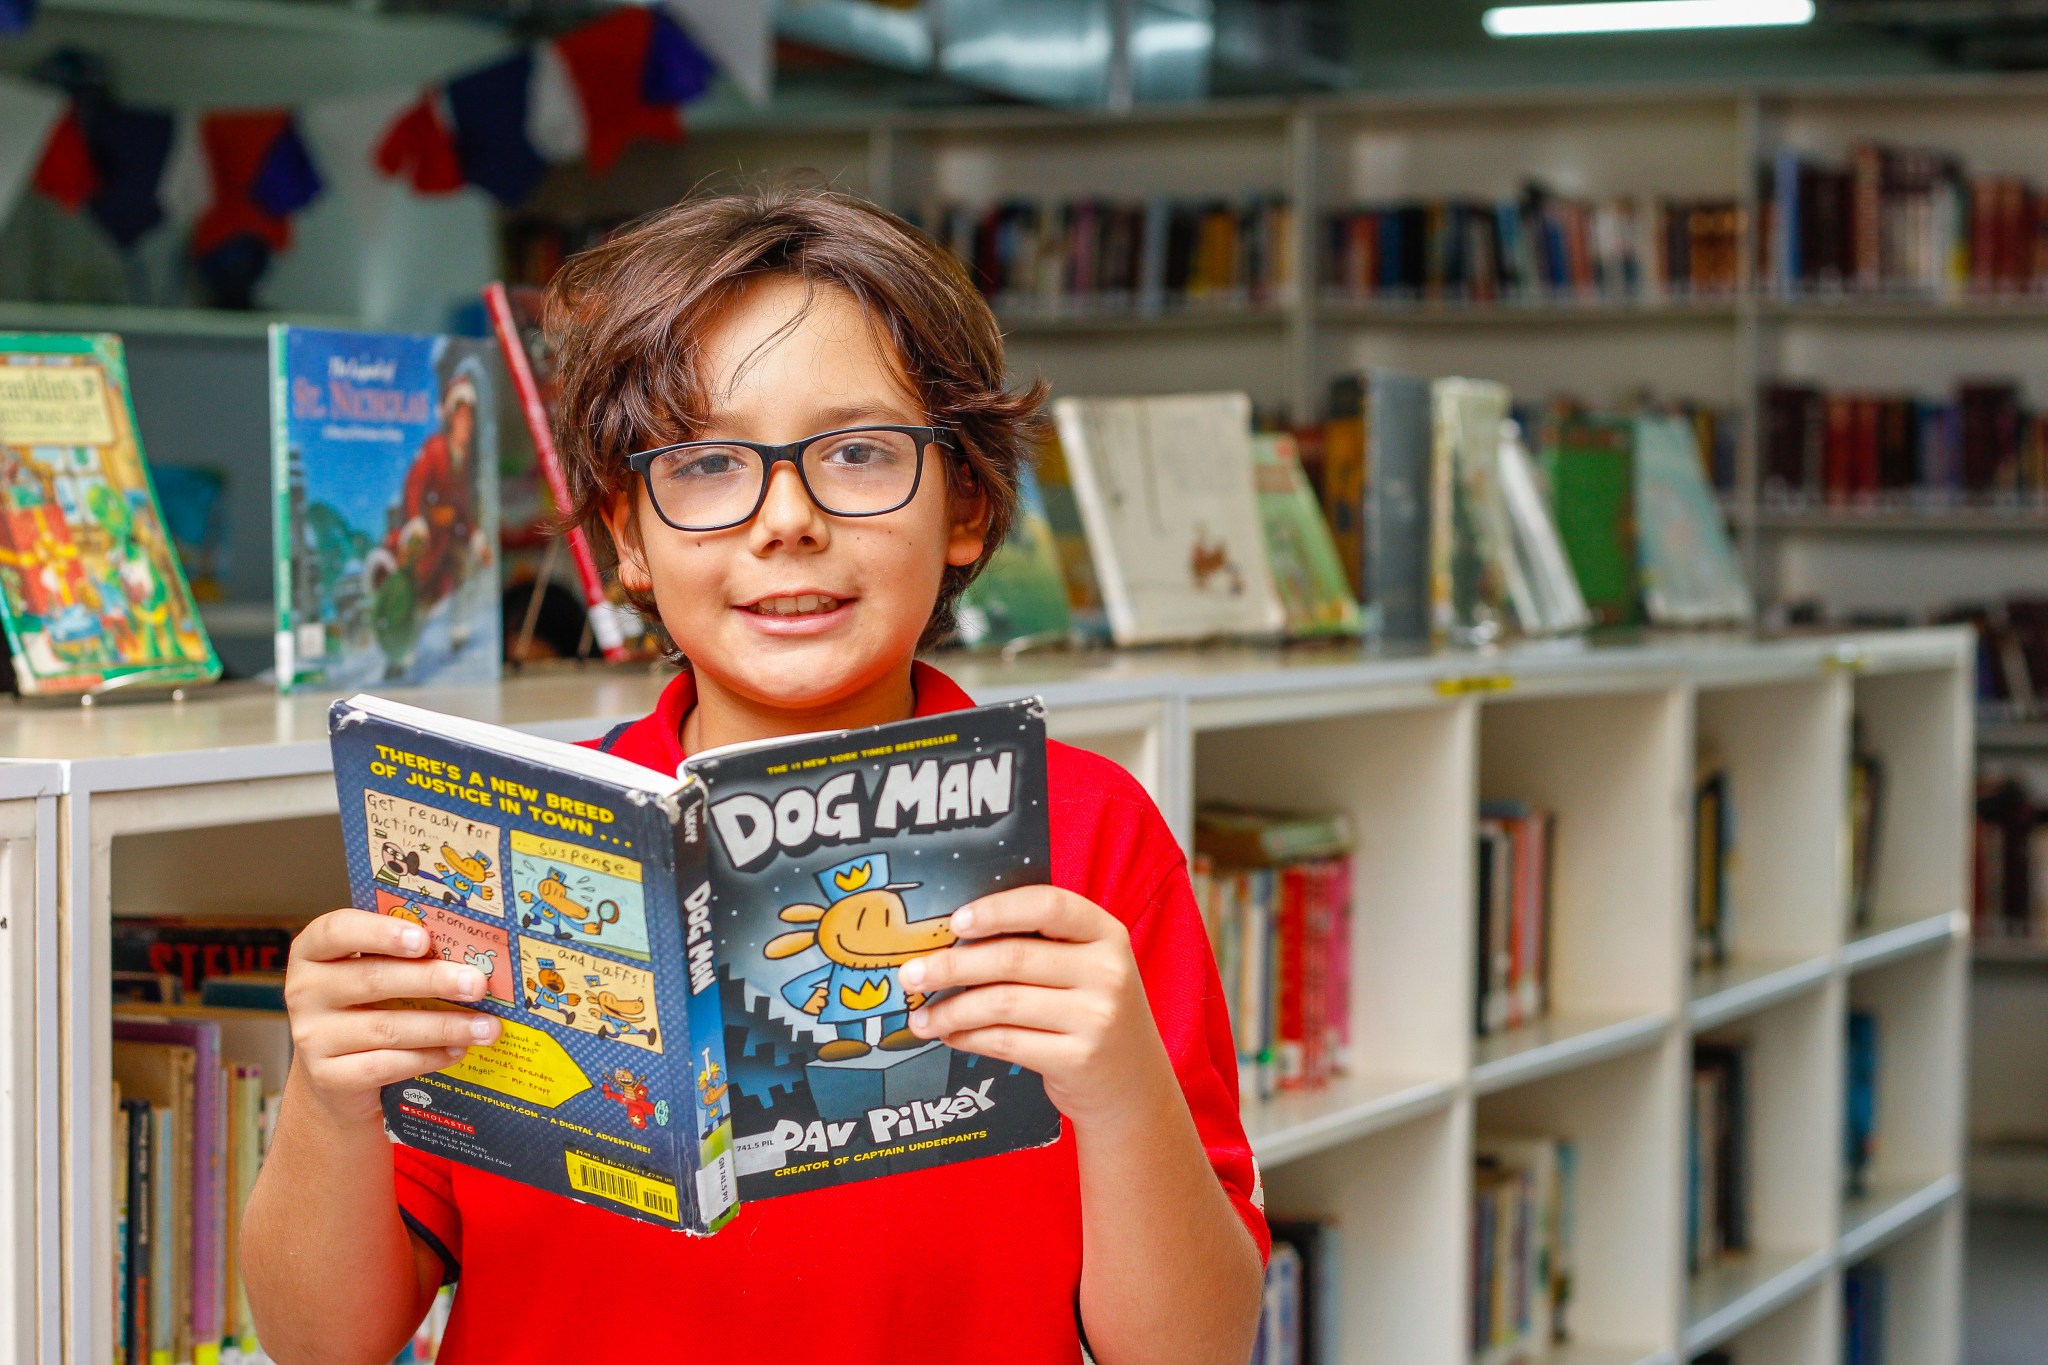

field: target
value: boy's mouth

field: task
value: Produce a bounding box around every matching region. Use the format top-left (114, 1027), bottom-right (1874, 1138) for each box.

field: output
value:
top-left (744, 594), bottom-right (844, 617)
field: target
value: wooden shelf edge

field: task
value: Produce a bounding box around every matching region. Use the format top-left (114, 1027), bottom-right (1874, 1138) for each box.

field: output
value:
top-left (1839, 1174), bottom-right (1962, 1264)
top-left (1844, 911), bottom-right (1963, 973)
top-left (1681, 1248), bottom-right (1834, 1355)
top-left (1687, 954), bottom-right (1834, 1031)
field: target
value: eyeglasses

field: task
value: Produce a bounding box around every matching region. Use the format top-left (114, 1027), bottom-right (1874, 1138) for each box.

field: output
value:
top-left (625, 425), bottom-right (956, 533)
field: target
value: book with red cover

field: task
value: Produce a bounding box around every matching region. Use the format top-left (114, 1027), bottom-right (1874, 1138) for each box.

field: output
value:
top-left (483, 282), bottom-right (653, 664)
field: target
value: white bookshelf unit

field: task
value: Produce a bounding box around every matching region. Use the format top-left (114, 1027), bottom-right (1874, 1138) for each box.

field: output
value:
top-left (2, 628), bottom-right (1970, 1365)
top-left (0, 762), bottom-right (60, 1365)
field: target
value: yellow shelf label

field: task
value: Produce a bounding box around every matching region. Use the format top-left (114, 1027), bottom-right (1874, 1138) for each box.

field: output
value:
top-left (1435, 673), bottom-right (1516, 697)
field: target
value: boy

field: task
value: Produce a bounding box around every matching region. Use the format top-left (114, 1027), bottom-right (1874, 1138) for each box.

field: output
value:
top-left (243, 190), bottom-right (1267, 1365)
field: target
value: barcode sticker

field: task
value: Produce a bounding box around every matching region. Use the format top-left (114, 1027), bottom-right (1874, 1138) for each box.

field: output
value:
top-left (565, 1151), bottom-right (679, 1222)
top-left (696, 1151), bottom-right (738, 1223)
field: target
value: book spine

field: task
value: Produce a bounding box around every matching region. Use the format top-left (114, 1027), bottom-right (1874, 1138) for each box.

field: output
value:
top-left (267, 326), bottom-right (296, 691)
top-left (1275, 866), bottom-right (1307, 1089)
top-left (670, 781), bottom-right (738, 1233)
top-left (483, 284), bottom-right (631, 662)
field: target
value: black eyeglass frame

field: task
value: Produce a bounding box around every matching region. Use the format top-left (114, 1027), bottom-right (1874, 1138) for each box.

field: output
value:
top-left (624, 424), bottom-right (959, 533)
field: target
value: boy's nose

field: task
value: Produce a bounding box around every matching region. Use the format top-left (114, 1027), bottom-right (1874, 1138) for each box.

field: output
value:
top-left (751, 462), bottom-right (827, 545)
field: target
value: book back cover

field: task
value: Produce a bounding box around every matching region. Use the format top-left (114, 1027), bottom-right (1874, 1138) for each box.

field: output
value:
top-left (687, 699), bottom-right (1064, 1202)
top-left (331, 701), bottom-right (736, 1233)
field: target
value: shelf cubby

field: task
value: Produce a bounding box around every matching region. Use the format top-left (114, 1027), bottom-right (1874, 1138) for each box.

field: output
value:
top-left (1839, 1199), bottom-right (1964, 1365)
top-left (1847, 947), bottom-right (1968, 1203)
top-left (1686, 1271), bottom-right (1835, 1364)
top-left (1852, 665), bottom-right (1972, 937)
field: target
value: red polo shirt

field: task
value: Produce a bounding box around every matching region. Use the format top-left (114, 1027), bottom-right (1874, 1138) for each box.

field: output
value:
top-left (392, 662), bottom-right (1266, 1363)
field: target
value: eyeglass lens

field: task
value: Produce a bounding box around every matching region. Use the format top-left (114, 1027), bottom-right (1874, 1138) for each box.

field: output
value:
top-left (645, 428), bottom-right (924, 529)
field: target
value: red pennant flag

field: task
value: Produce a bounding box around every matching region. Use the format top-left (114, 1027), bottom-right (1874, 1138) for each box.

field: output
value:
top-left (32, 103), bottom-right (98, 212)
top-left (555, 8), bottom-right (682, 176)
top-left (373, 90), bottom-right (464, 195)
top-left (193, 110), bottom-right (296, 257)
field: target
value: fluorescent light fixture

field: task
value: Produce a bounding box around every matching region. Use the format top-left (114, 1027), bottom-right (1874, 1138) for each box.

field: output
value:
top-left (1483, 0), bottom-right (1815, 37)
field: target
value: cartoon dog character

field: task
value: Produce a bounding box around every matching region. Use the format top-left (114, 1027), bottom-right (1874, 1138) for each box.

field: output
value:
top-left (599, 1066), bottom-right (666, 1130)
top-left (765, 853), bottom-right (956, 1063)
top-left (435, 846), bottom-right (495, 906)
top-left (585, 975), bottom-right (658, 1049)
top-left (518, 867), bottom-right (620, 940)
top-left (696, 1048), bottom-right (729, 1133)
top-left (523, 958), bottom-right (579, 1023)
top-left (462, 946), bottom-right (498, 978)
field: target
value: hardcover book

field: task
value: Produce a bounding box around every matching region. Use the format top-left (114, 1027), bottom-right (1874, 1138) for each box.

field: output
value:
top-left (1633, 414), bottom-right (1752, 627)
top-left (1251, 432), bottom-right (1360, 639)
top-left (0, 333), bottom-right (220, 695)
top-left (271, 326), bottom-right (502, 693)
top-left (332, 693), bottom-right (1060, 1232)
top-left (1430, 378), bottom-right (1518, 646)
top-left (1052, 392), bottom-right (1285, 645)
top-left (952, 462), bottom-right (1073, 651)
top-left (1541, 415), bottom-right (1640, 627)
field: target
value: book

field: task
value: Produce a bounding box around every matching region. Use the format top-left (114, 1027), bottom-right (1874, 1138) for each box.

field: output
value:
top-left (1028, 429), bottom-right (1111, 645)
top-left (112, 1040), bottom-right (194, 1365)
top-left (331, 690), bottom-right (1061, 1232)
top-left (952, 462), bottom-right (1074, 652)
top-left (1497, 420), bottom-right (1592, 636)
top-left (1634, 415), bottom-right (1752, 627)
top-left (0, 333), bottom-right (221, 696)
top-left (122, 1094), bottom-right (152, 1365)
top-left (111, 921), bottom-right (299, 997)
top-left (482, 282), bottom-right (654, 664)
top-left (1541, 414), bottom-right (1640, 627)
top-left (1250, 432), bottom-right (1360, 640)
top-left (1052, 392), bottom-right (1286, 645)
top-left (1472, 1135), bottom-right (1575, 1360)
top-left (1430, 378), bottom-right (1517, 646)
top-left (270, 325), bottom-right (502, 692)
top-left (1693, 750), bottom-right (1736, 970)
top-left (1361, 370), bottom-right (1435, 645)
top-left (1845, 1010), bottom-right (1878, 1198)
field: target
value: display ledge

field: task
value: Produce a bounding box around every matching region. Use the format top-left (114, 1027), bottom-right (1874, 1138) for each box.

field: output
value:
top-left (1243, 1073), bottom-right (1456, 1167)
top-left (1542, 1347), bottom-right (1676, 1365)
top-left (1844, 910), bottom-right (1964, 974)
top-left (0, 761), bottom-right (63, 802)
top-left (1317, 296), bottom-right (1738, 326)
top-left (0, 300), bottom-right (360, 340)
top-left (1470, 1012), bottom-right (1669, 1096)
top-left (1840, 1174), bottom-right (1962, 1264)
top-left (1760, 295), bottom-right (2048, 323)
top-left (1682, 1247), bottom-right (1833, 1356)
top-left (1748, 507), bottom-right (2048, 534)
top-left (996, 305), bottom-right (1289, 336)
top-left (1688, 953), bottom-right (1832, 1031)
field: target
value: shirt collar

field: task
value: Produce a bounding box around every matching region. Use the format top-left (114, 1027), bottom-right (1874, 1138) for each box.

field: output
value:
top-left (643, 660), bottom-right (975, 775)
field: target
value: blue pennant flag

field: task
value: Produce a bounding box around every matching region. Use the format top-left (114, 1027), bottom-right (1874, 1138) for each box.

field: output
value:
top-left (84, 106), bottom-right (175, 248)
top-left (0, 0), bottom-right (36, 34)
top-left (447, 49), bottom-right (548, 207)
top-left (644, 9), bottom-right (717, 106)
top-left (250, 118), bottom-right (323, 218)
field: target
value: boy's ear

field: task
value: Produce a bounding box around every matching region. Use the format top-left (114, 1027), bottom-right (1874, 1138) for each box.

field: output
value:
top-left (945, 465), bottom-right (992, 569)
top-left (602, 489), bottom-right (655, 593)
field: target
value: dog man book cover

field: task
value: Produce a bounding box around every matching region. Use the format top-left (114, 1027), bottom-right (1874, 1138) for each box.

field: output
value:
top-left (683, 699), bottom-right (1063, 1202)
top-left (330, 698), bottom-right (738, 1235)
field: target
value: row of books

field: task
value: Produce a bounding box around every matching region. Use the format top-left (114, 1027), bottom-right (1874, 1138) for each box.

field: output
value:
top-left (1474, 801), bottom-right (1553, 1040)
top-left (1846, 1011), bottom-right (1879, 1200)
top-left (1694, 750), bottom-right (1736, 971)
top-left (1470, 1135), bottom-right (1576, 1364)
top-left (914, 195), bottom-right (1299, 319)
top-left (1764, 140), bottom-right (2048, 300)
top-left (1844, 1260), bottom-right (1889, 1365)
top-left (1974, 773), bottom-right (2048, 943)
top-left (1760, 379), bottom-right (2048, 507)
top-left (1251, 1219), bottom-right (1337, 1365)
top-left (1323, 190), bottom-right (1744, 306)
top-left (1848, 732), bottom-right (1887, 937)
top-left (1951, 596), bottom-right (2048, 725)
top-left (1191, 806), bottom-right (1355, 1100)
top-left (1688, 1040), bottom-right (1751, 1275)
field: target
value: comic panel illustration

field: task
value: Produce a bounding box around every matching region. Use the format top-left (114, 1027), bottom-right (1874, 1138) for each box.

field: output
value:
top-left (365, 791), bottom-right (504, 916)
top-left (508, 830), bottom-right (648, 961)
top-left (514, 938), bottom-right (663, 1054)
top-left (375, 890), bottom-right (514, 1003)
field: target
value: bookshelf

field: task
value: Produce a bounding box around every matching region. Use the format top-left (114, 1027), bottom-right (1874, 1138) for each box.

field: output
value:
top-left (0, 763), bottom-right (60, 1365)
top-left (1, 627), bottom-right (1969, 1365)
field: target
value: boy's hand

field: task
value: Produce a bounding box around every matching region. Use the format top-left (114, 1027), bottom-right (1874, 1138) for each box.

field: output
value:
top-left (283, 908), bottom-right (502, 1127)
top-left (900, 887), bottom-right (1175, 1128)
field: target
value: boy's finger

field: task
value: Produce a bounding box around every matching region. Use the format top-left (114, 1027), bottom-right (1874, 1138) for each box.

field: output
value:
top-left (294, 909), bottom-right (427, 964)
top-left (933, 1023), bottom-right (1070, 1074)
top-left (910, 982), bottom-right (1071, 1039)
top-left (901, 937), bottom-right (1081, 994)
top-left (323, 957), bottom-right (488, 1009)
top-left (324, 1007), bottom-right (501, 1057)
top-left (327, 1046), bottom-right (476, 1093)
top-left (950, 886), bottom-right (1105, 944)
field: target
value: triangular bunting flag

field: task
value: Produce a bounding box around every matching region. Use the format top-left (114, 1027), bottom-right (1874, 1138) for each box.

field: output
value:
top-left (645, 10), bottom-right (717, 106)
top-left (0, 0), bottom-right (36, 35)
top-left (0, 79), bottom-right (70, 227)
top-left (250, 116), bottom-right (323, 218)
top-left (193, 109), bottom-right (297, 256)
top-left (663, 0), bottom-right (772, 105)
top-left (32, 103), bottom-right (98, 212)
top-left (157, 112), bottom-right (211, 227)
top-left (84, 104), bottom-right (176, 247)
top-left (374, 89), bottom-right (464, 195)
top-left (555, 8), bottom-right (681, 176)
top-left (447, 49), bottom-right (548, 207)
top-left (526, 43), bottom-right (586, 165)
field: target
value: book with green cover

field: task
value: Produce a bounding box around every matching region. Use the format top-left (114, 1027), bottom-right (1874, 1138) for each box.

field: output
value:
top-left (1029, 429), bottom-right (1111, 645)
top-left (953, 463), bottom-right (1073, 651)
top-left (1541, 415), bottom-right (1640, 628)
top-left (0, 333), bottom-right (220, 695)
top-left (1251, 432), bottom-right (1360, 639)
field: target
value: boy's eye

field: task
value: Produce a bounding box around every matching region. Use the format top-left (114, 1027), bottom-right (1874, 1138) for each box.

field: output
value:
top-left (815, 432), bottom-right (911, 473)
top-left (659, 446), bottom-right (755, 481)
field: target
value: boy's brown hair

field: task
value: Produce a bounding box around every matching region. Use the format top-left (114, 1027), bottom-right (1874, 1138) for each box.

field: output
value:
top-left (543, 186), bottom-right (1046, 651)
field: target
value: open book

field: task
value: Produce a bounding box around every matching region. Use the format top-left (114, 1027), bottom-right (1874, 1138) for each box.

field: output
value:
top-left (330, 693), bottom-right (1060, 1233)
